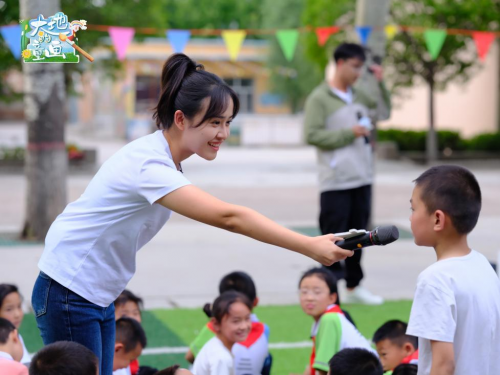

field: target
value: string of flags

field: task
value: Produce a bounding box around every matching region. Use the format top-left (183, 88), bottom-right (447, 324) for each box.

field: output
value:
top-left (1, 22), bottom-right (499, 63)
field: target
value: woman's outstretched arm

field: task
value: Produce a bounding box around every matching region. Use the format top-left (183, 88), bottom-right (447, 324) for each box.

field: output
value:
top-left (157, 185), bottom-right (354, 265)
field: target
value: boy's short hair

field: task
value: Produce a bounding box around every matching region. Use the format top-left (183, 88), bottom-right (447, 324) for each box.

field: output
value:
top-left (0, 317), bottom-right (15, 344)
top-left (372, 320), bottom-right (418, 349)
top-left (114, 289), bottom-right (144, 309)
top-left (329, 348), bottom-right (383, 375)
top-left (299, 267), bottom-right (338, 295)
top-left (219, 271), bottom-right (257, 302)
top-left (29, 341), bottom-right (98, 375)
top-left (414, 165), bottom-right (481, 234)
top-left (154, 365), bottom-right (180, 375)
top-left (116, 317), bottom-right (147, 352)
top-left (333, 43), bottom-right (366, 63)
top-left (393, 364), bottom-right (418, 375)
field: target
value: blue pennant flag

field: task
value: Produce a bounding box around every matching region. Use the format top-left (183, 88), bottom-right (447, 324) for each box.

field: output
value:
top-left (167, 30), bottom-right (191, 53)
top-left (1, 24), bottom-right (22, 59)
top-left (355, 26), bottom-right (372, 46)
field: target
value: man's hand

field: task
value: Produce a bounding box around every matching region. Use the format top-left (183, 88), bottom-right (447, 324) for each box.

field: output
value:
top-left (352, 125), bottom-right (370, 138)
top-left (369, 64), bottom-right (384, 82)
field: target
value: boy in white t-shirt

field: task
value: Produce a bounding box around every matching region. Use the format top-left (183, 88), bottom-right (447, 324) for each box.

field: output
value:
top-left (407, 165), bottom-right (500, 375)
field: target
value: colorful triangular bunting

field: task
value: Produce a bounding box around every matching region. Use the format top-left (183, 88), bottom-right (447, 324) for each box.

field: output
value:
top-left (167, 30), bottom-right (191, 54)
top-left (384, 24), bottom-right (398, 40)
top-left (222, 30), bottom-right (246, 61)
top-left (472, 31), bottom-right (496, 62)
top-left (315, 26), bottom-right (340, 46)
top-left (0, 24), bottom-right (22, 59)
top-left (108, 26), bottom-right (135, 61)
top-left (276, 29), bottom-right (299, 62)
top-left (355, 26), bottom-right (372, 45)
top-left (424, 29), bottom-right (447, 60)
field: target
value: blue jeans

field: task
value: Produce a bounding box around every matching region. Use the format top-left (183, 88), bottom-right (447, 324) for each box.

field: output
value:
top-left (32, 271), bottom-right (115, 375)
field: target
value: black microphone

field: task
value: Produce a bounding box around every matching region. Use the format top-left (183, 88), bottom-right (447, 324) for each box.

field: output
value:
top-left (335, 226), bottom-right (399, 250)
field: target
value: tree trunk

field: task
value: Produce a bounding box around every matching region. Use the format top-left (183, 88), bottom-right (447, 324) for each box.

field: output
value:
top-left (426, 70), bottom-right (438, 164)
top-left (20, 0), bottom-right (67, 240)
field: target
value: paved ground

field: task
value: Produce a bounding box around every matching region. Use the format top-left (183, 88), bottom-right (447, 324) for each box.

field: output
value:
top-left (1, 123), bottom-right (499, 309)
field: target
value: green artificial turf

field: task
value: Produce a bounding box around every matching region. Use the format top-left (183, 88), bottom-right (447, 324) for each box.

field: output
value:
top-left (19, 300), bottom-right (413, 375)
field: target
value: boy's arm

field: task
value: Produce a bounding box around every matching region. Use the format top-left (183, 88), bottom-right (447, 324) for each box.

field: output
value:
top-left (430, 341), bottom-right (455, 375)
top-left (185, 349), bottom-right (195, 364)
top-left (304, 95), bottom-right (357, 151)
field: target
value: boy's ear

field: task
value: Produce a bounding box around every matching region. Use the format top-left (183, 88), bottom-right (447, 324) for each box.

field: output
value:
top-left (9, 329), bottom-right (20, 344)
top-left (115, 343), bottom-right (125, 354)
top-left (403, 342), bottom-right (415, 355)
top-left (433, 210), bottom-right (446, 232)
top-left (253, 297), bottom-right (259, 308)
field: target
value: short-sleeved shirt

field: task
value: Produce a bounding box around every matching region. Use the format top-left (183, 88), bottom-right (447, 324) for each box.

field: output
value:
top-left (39, 130), bottom-right (191, 307)
top-left (192, 336), bottom-right (234, 375)
top-left (407, 250), bottom-right (500, 375)
top-left (310, 304), bottom-right (375, 373)
top-left (190, 314), bottom-right (269, 375)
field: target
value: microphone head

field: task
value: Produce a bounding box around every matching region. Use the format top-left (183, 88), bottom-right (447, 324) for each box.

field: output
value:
top-left (373, 225), bottom-right (399, 245)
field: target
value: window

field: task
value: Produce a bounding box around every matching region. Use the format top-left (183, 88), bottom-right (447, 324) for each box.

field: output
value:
top-left (135, 75), bottom-right (160, 114)
top-left (224, 78), bottom-right (254, 113)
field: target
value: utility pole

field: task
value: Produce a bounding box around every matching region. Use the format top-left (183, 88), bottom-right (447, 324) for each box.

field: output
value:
top-left (20, 0), bottom-right (67, 240)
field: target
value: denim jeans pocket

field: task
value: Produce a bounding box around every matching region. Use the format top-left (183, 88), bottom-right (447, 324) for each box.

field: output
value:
top-left (32, 272), bottom-right (52, 318)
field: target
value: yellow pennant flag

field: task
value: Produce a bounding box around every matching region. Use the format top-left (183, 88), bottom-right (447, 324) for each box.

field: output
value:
top-left (385, 24), bottom-right (398, 40)
top-left (222, 30), bottom-right (247, 61)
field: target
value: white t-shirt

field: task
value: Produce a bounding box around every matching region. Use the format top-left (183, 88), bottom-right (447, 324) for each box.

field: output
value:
top-left (19, 334), bottom-right (31, 365)
top-left (113, 366), bottom-right (131, 375)
top-left (39, 130), bottom-right (191, 307)
top-left (407, 250), bottom-right (500, 375)
top-left (193, 336), bottom-right (234, 375)
top-left (232, 314), bottom-right (269, 375)
top-left (331, 87), bottom-right (353, 104)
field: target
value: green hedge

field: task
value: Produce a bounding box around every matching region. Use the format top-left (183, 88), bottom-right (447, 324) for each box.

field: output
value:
top-left (377, 129), bottom-right (500, 152)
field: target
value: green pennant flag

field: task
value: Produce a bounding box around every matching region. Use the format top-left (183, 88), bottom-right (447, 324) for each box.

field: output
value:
top-left (424, 29), bottom-right (447, 60)
top-left (276, 29), bottom-right (299, 62)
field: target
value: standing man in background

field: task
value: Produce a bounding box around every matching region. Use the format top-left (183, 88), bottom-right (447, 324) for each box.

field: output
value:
top-left (304, 43), bottom-right (391, 304)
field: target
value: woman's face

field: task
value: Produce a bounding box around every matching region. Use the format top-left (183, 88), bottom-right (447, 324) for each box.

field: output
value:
top-left (0, 292), bottom-right (24, 329)
top-left (182, 97), bottom-right (234, 161)
top-left (215, 301), bottom-right (252, 345)
top-left (299, 276), bottom-right (337, 321)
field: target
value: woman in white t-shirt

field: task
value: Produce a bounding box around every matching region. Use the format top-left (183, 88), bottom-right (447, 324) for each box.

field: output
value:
top-left (193, 291), bottom-right (252, 375)
top-left (0, 284), bottom-right (31, 365)
top-left (31, 53), bottom-right (353, 375)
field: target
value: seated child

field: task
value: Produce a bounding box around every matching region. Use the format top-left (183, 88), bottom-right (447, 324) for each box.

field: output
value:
top-left (187, 271), bottom-right (270, 375)
top-left (115, 289), bottom-right (144, 375)
top-left (154, 364), bottom-right (193, 375)
top-left (115, 289), bottom-right (143, 323)
top-left (29, 341), bottom-right (98, 375)
top-left (0, 317), bottom-right (27, 375)
top-left (113, 317), bottom-right (147, 375)
top-left (329, 348), bottom-right (383, 375)
top-left (392, 364), bottom-right (418, 375)
top-left (192, 291), bottom-right (252, 375)
top-left (298, 267), bottom-right (375, 375)
top-left (407, 165), bottom-right (500, 375)
top-left (372, 320), bottom-right (418, 373)
top-left (0, 284), bottom-right (31, 364)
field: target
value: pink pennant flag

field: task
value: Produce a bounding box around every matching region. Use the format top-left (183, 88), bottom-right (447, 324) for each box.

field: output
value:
top-left (108, 26), bottom-right (135, 61)
top-left (472, 31), bottom-right (496, 61)
top-left (316, 26), bottom-right (340, 46)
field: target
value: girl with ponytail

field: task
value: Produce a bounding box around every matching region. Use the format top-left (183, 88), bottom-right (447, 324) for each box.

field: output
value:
top-left (32, 53), bottom-right (353, 375)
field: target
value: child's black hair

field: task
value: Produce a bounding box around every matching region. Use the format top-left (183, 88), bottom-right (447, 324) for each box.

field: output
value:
top-left (393, 364), bottom-right (418, 375)
top-left (116, 317), bottom-right (147, 352)
top-left (414, 165), bottom-right (481, 234)
top-left (0, 317), bottom-right (15, 344)
top-left (114, 289), bottom-right (144, 309)
top-left (0, 284), bottom-right (20, 308)
top-left (372, 320), bottom-right (418, 349)
top-left (153, 53), bottom-right (240, 130)
top-left (29, 341), bottom-right (98, 375)
top-left (333, 43), bottom-right (366, 63)
top-left (299, 267), bottom-right (338, 296)
top-left (207, 291), bottom-right (252, 322)
top-left (329, 348), bottom-right (383, 375)
top-left (154, 365), bottom-right (180, 375)
top-left (219, 271), bottom-right (257, 302)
